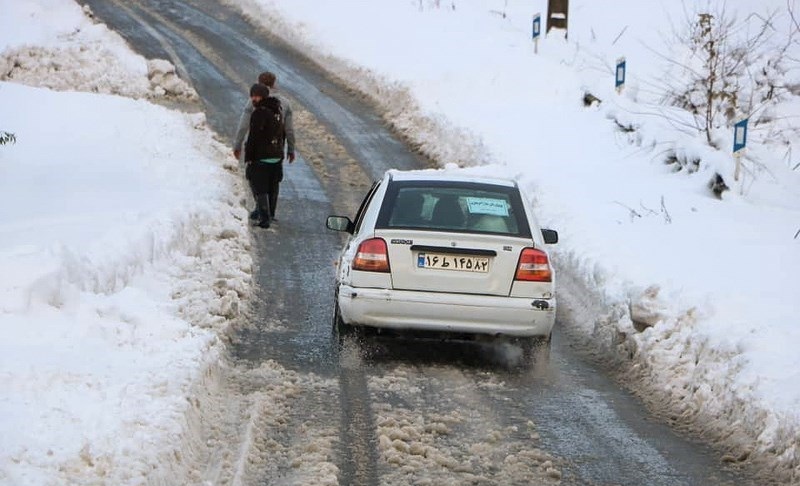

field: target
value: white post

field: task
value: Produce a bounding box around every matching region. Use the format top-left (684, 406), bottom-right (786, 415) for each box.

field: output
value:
top-left (732, 118), bottom-right (748, 186)
top-left (615, 57), bottom-right (626, 95)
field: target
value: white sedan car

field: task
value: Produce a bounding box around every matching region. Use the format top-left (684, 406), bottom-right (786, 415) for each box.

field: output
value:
top-left (326, 169), bottom-right (558, 359)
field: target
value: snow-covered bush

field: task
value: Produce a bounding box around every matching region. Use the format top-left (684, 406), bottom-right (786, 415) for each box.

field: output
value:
top-left (660, 3), bottom-right (799, 148)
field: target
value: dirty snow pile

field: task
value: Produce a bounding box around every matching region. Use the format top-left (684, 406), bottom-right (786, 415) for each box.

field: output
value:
top-left (229, 0), bottom-right (800, 481)
top-left (0, 1), bottom-right (195, 100)
top-left (0, 0), bottom-right (250, 484)
top-left (223, 360), bottom-right (340, 486)
top-left (369, 364), bottom-right (561, 484)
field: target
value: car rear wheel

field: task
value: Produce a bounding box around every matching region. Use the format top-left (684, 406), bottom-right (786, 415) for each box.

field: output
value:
top-left (332, 300), bottom-right (357, 346)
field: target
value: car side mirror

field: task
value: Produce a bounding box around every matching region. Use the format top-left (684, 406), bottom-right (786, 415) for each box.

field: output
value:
top-left (327, 215), bottom-right (354, 234)
top-left (541, 229), bottom-right (558, 244)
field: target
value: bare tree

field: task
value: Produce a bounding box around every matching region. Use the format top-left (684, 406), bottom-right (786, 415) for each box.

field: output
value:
top-left (665, 7), bottom-right (772, 144)
top-left (653, 2), bottom-right (800, 151)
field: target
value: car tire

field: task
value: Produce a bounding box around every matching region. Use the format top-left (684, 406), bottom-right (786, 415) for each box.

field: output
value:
top-left (332, 300), bottom-right (356, 346)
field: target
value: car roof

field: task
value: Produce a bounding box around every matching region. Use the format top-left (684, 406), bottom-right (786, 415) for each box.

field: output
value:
top-left (385, 169), bottom-right (518, 188)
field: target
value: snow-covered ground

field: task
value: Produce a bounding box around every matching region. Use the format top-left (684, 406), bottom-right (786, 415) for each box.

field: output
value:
top-left (227, 0), bottom-right (800, 481)
top-left (0, 1), bottom-right (251, 484)
top-left (2, 0), bottom-right (799, 483)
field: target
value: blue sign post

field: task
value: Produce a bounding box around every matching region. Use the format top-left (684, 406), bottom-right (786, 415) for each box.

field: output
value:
top-left (615, 57), bottom-right (626, 93)
top-left (532, 13), bottom-right (541, 54)
top-left (733, 118), bottom-right (748, 153)
top-left (733, 118), bottom-right (748, 181)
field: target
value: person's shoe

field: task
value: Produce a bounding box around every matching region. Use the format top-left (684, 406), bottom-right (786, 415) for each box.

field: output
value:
top-left (249, 209), bottom-right (260, 220)
top-left (256, 194), bottom-right (271, 228)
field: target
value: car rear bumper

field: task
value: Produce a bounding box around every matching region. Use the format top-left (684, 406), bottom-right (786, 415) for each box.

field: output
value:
top-left (338, 285), bottom-right (555, 337)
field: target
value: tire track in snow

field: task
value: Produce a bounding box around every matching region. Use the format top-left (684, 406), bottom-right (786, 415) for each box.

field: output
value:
top-left (361, 340), bottom-right (562, 485)
top-left (103, 0), bottom-right (192, 81)
top-left (219, 361), bottom-right (340, 486)
top-left (337, 343), bottom-right (381, 486)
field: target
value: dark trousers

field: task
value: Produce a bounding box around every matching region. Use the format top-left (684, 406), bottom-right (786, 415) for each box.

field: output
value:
top-left (246, 161), bottom-right (283, 218)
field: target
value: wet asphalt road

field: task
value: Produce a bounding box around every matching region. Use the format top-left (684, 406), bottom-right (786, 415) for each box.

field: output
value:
top-left (81, 1), bottom-right (761, 484)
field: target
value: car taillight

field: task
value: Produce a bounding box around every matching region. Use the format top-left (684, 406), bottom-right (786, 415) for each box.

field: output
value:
top-left (353, 238), bottom-right (390, 272)
top-left (515, 248), bottom-right (552, 282)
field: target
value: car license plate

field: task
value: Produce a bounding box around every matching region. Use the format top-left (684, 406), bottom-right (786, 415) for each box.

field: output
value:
top-left (417, 252), bottom-right (489, 273)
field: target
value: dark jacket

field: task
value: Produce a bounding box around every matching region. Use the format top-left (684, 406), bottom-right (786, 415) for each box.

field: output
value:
top-left (233, 93), bottom-right (295, 155)
top-left (244, 97), bottom-right (285, 162)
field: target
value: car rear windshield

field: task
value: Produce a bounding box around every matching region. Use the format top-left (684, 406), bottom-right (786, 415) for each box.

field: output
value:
top-left (376, 180), bottom-right (532, 237)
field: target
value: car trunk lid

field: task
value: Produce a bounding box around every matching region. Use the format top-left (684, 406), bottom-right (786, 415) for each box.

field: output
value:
top-left (378, 229), bottom-right (530, 296)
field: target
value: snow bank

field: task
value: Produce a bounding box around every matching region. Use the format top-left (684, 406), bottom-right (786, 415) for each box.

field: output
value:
top-left (0, 1), bottom-right (195, 101)
top-left (0, 79), bottom-right (251, 484)
top-left (0, 1), bottom-right (252, 483)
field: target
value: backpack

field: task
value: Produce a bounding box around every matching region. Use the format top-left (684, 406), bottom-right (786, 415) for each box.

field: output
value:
top-left (250, 96), bottom-right (285, 159)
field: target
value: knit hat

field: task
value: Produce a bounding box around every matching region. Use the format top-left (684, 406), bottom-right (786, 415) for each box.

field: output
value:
top-left (249, 83), bottom-right (270, 98)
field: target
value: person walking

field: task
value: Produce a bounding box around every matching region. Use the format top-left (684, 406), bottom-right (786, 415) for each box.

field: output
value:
top-left (233, 71), bottom-right (295, 221)
top-left (244, 83), bottom-right (287, 229)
